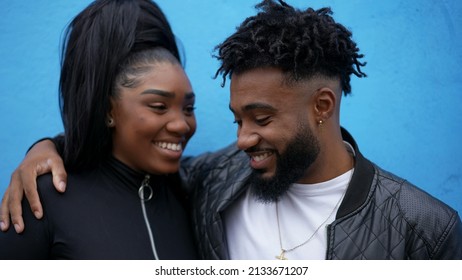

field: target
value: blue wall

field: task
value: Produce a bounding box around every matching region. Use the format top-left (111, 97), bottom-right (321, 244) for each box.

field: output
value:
top-left (1, 0), bottom-right (461, 214)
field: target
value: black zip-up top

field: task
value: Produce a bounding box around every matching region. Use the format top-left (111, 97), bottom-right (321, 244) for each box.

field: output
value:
top-left (0, 157), bottom-right (198, 260)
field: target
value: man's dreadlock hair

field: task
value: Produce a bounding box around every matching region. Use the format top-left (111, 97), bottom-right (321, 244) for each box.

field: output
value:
top-left (214, 0), bottom-right (366, 95)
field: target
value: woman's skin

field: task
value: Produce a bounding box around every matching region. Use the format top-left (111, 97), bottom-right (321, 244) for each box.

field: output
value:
top-left (109, 61), bottom-right (196, 176)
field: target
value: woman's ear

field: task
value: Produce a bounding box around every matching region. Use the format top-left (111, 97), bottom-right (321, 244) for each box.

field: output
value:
top-left (106, 98), bottom-right (117, 127)
top-left (106, 115), bottom-right (115, 127)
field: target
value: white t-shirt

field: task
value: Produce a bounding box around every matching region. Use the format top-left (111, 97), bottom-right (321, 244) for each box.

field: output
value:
top-left (224, 165), bottom-right (354, 260)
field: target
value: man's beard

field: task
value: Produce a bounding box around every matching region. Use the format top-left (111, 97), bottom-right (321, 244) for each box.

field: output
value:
top-left (247, 123), bottom-right (320, 203)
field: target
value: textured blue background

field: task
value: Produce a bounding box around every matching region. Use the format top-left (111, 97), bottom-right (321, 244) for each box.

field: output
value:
top-left (1, 0), bottom-right (461, 214)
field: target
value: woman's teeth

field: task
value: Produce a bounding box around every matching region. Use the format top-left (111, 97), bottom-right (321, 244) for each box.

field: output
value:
top-left (155, 142), bottom-right (182, 151)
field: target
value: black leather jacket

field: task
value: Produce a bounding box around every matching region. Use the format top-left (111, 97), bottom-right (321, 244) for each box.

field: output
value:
top-left (181, 128), bottom-right (462, 259)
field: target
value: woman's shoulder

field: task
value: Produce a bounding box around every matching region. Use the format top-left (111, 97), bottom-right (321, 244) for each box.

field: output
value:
top-left (36, 173), bottom-right (55, 194)
top-left (36, 171), bottom-right (92, 200)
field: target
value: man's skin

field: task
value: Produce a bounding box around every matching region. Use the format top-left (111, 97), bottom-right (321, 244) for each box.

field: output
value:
top-left (1, 140), bottom-right (67, 232)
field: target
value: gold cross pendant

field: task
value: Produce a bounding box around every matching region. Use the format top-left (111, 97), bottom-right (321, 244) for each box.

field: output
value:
top-left (275, 250), bottom-right (288, 260)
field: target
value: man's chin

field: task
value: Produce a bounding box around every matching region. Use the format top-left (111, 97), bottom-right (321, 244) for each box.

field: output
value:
top-left (248, 170), bottom-right (288, 204)
top-left (252, 168), bottom-right (275, 180)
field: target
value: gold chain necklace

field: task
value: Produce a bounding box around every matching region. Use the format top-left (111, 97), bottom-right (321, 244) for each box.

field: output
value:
top-left (275, 170), bottom-right (351, 260)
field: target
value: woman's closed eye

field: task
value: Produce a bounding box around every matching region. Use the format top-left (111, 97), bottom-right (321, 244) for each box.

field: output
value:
top-left (148, 103), bottom-right (168, 112)
top-left (183, 105), bottom-right (196, 116)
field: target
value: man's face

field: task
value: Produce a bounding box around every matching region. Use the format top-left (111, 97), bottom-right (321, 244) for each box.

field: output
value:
top-left (229, 67), bottom-right (320, 202)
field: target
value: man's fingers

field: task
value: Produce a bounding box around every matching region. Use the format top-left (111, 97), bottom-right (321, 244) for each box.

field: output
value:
top-left (21, 172), bottom-right (43, 220)
top-left (48, 158), bottom-right (67, 193)
top-left (14, 163), bottom-right (44, 220)
top-left (7, 180), bottom-right (25, 234)
top-left (0, 139), bottom-right (62, 234)
top-left (0, 189), bottom-right (11, 231)
top-left (35, 160), bottom-right (51, 176)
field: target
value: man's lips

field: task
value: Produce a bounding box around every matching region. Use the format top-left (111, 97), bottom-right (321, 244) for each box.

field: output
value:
top-left (246, 150), bottom-right (275, 169)
top-left (251, 151), bottom-right (273, 162)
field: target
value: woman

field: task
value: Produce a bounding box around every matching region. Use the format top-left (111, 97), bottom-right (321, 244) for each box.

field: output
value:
top-left (0, 0), bottom-right (198, 259)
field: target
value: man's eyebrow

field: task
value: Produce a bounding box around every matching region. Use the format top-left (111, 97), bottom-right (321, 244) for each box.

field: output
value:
top-left (243, 102), bottom-right (277, 112)
top-left (229, 102), bottom-right (277, 113)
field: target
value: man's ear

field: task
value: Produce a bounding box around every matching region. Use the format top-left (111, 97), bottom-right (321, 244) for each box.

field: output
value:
top-left (314, 87), bottom-right (336, 121)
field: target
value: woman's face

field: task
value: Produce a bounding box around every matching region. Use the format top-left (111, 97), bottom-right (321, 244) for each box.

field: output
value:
top-left (110, 62), bottom-right (196, 174)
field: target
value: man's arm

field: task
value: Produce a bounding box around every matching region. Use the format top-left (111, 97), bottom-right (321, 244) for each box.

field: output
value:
top-left (0, 139), bottom-right (67, 233)
top-left (433, 212), bottom-right (462, 259)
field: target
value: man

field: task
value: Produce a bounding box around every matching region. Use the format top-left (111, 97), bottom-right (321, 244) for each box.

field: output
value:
top-left (2, 0), bottom-right (462, 259)
top-left (180, 0), bottom-right (462, 259)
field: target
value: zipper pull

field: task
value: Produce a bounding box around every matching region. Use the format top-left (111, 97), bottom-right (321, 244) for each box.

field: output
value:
top-left (138, 174), bottom-right (153, 201)
top-left (137, 174), bottom-right (159, 259)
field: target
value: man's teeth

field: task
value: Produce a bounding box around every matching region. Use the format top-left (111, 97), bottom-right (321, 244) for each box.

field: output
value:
top-left (253, 153), bottom-right (271, 162)
top-left (155, 142), bottom-right (182, 151)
